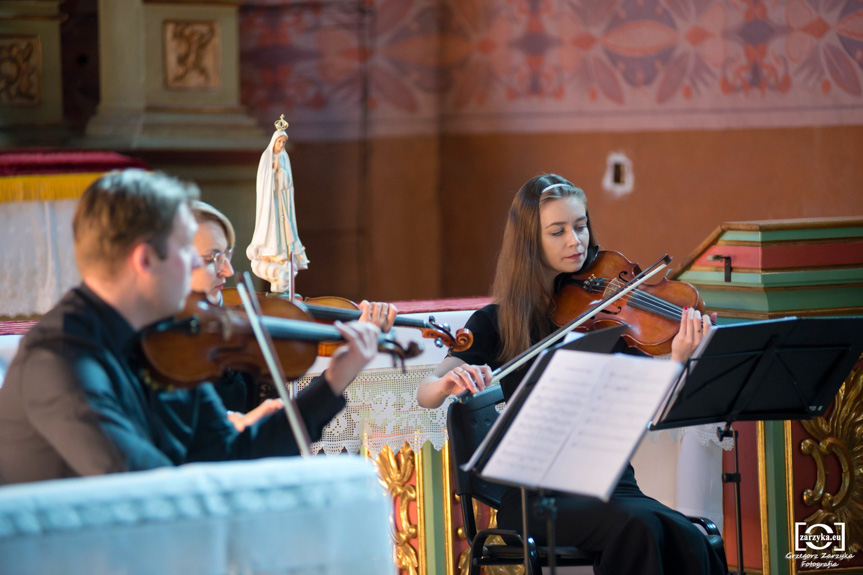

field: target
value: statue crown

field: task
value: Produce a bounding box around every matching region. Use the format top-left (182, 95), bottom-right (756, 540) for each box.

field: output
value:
top-left (274, 114), bottom-right (289, 131)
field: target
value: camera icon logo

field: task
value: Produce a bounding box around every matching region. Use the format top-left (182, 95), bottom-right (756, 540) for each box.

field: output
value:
top-left (794, 522), bottom-right (845, 552)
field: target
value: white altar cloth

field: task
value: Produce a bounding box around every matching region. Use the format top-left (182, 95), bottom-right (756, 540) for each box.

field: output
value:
top-left (0, 456), bottom-right (394, 575)
top-left (0, 200), bottom-right (80, 317)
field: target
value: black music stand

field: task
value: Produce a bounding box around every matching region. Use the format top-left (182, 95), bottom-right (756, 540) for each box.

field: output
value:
top-left (463, 325), bottom-right (651, 575)
top-left (651, 315), bottom-right (863, 575)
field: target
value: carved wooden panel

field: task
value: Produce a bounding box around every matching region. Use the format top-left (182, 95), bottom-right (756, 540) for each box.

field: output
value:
top-left (0, 36), bottom-right (41, 106)
top-left (798, 364), bottom-right (863, 557)
top-left (163, 20), bottom-right (220, 90)
top-left (376, 442), bottom-right (421, 575)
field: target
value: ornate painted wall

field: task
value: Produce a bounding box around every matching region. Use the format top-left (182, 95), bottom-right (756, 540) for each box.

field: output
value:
top-left (236, 1), bottom-right (863, 302)
top-left (240, 0), bottom-right (863, 139)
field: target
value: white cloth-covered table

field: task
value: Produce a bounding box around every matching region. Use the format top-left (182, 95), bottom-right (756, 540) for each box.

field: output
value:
top-left (0, 334), bottom-right (22, 386)
top-left (632, 427), bottom-right (728, 533)
top-left (0, 200), bottom-right (80, 317)
top-left (0, 456), bottom-right (393, 575)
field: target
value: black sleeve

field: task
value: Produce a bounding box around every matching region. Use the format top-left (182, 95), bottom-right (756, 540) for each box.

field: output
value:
top-left (20, 347), bottom-right (174, 475)
top-left (210, 370), bottom-right (252, 413)
top-left (187, 374), bottom-right (347, 460)
top-left (451, 307), bottom-right (503, 370)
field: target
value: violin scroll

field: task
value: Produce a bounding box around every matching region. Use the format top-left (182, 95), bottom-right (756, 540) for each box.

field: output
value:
top-left (419, 316), bottom-right (474, 353)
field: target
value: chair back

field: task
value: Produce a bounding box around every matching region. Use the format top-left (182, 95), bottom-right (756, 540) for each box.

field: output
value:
top-left (446, 386), bottom-right (509, 511)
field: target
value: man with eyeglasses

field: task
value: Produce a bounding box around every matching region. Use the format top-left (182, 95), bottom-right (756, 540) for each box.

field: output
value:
top-left (0, 170), bottom-right (384, 485)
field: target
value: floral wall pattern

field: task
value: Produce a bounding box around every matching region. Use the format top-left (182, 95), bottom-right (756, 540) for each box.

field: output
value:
top-left (240, 0), bottom-right (863, 140)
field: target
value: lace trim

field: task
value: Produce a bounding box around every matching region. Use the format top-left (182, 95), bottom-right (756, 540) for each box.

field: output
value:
top-left (294, 365), bottom-right (448, 458)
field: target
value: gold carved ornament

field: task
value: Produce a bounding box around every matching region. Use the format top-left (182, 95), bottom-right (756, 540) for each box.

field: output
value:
top-left (376, 443), bottom-right (420, 575)
top-left (799, 363), bottom-right (863, 553)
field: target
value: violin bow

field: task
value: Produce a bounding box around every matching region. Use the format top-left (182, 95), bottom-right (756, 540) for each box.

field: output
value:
top-left (492, 254), bottom-right (673, 383)
top-left (236, 275), bottom-right (312, 457)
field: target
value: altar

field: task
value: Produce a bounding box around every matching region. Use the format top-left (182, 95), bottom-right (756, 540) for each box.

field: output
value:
top-left (0, 150), bottom-right (146, 319)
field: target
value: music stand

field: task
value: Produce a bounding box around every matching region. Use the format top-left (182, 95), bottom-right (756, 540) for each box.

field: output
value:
top-left (466, 325), bottom-right (627, 474)
top-left (651, 315), bottom-right (863, 575)
top-left (463, 325), bottom-right (638, 575)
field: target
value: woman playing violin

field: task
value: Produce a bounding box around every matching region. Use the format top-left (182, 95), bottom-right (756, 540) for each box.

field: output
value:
top-left (189, 201), bottom-right (397, 429)
top-left (416, 174), bottom-right (725, 574)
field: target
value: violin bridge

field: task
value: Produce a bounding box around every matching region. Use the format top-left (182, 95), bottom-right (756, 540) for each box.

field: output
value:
top-left (603, 278), bottom-right (623, 300)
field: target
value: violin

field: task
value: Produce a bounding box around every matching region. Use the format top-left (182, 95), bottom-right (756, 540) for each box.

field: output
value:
top-left (552, 250), bottom-right (707, 357)
top-left (138, 292), bottom-right (422, 389)
top-left (222, 289), bottom-right (473, 355)
top-left (488, 251), bottom-right (678, 384)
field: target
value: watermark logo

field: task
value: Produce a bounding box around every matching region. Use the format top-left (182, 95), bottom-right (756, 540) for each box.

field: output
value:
top-left (787, 523), bottom-right (855, 569)
top-left (795, 522), bottom-right (845, 552)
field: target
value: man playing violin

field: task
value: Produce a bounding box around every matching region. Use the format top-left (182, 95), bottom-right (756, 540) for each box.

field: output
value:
top-left (188, 200), bottom-right (397, 430)
top-left (0, 169), bottom-right (383, 485)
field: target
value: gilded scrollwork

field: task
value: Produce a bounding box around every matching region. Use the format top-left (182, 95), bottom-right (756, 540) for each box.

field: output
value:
top-left (0, 36), bottom-right (41, 106)
top-left (163, 21), bottom-right (220, 90)
top-left (376, 443), bottom-right (419, 575)
top-left (799, 363), bottom-right (863, 553)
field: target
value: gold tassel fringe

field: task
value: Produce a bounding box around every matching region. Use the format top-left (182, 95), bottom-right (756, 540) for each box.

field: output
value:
top-left (0, 173), bottom-right (104, 203)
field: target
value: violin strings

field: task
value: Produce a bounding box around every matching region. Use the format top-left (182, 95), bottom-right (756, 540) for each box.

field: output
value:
top-left (585, 277), bottom-right (687, 320)
top-left (591, 278), bottom-right (684, 321)
top-left (625, 284), bottom-right (683, 316)
top-left (630, 290), bottom-right (684, 319)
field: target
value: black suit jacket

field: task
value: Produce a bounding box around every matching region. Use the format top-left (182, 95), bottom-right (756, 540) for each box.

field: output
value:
top-left (0, 285), bottom-right (345, 485)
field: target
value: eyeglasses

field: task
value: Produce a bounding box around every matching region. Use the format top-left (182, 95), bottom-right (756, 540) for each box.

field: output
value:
top-left (200, 248), bottom-right (234, 267)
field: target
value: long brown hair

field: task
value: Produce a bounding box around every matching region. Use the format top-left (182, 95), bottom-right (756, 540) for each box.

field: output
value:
top-left (491, 174), bottom-right (597, 363)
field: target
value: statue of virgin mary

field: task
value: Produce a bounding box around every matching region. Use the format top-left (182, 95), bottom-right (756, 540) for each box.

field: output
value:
top-left (246, 116), bottom-right (309, 293)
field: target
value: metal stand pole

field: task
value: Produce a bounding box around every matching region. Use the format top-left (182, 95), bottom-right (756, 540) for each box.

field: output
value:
top-left (521, 486), bottom-right (531, 575)
top-left (537, 493), bottom-right (557, 575)
top-left (719, 424), bottom-right (745, 575)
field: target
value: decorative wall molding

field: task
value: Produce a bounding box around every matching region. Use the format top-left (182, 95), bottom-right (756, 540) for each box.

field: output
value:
top-left (0, 35), bottom-right (41, 107)
top-left (163, 20), bottom-right (221, 90)
top-left (240, 0), bottom-right (863, 140)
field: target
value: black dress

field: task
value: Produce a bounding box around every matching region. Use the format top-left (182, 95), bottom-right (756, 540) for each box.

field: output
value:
top-left (452, 304), bottom-right (727, 575)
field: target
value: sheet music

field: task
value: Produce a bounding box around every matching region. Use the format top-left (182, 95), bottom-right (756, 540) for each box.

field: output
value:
top-left (481, 350), bottom-right (682, 500)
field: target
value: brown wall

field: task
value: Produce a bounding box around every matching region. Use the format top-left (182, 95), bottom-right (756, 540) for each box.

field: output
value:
top-left (291, 136), bottom-right (442, 302)
top-left (439, 125), bottom-right (863, 298)
top-left (147, 125), bottom-right (862, 303)
top-left (144, 136), bottom-right (442, 303)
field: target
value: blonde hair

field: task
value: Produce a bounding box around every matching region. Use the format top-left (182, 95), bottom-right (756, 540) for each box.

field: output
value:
top-left (190, 200), bottom-right (235, 249)
top-left (491, 174), bottom-right (597, 363)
